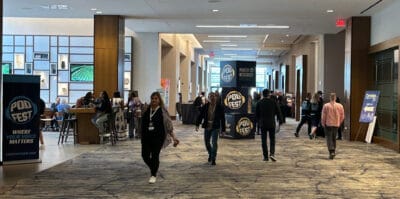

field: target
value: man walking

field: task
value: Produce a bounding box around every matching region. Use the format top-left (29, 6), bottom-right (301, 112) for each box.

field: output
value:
top-left (256, 89), bottom-right (283, 162)
top-left (321, 93), bottom-right (344, 159)
top-left (196, 92), bottom-right (226, 166)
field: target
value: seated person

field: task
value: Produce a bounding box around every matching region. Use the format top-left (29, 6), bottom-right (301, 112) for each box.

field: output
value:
top-left (50, 97), bottom-right (60, 130)
top-left (56, 99), bottom-right (71, 120)
top-left (91, 91), bottom-right (112, 134)
top-left (76, 92), bottom-right (94, 108)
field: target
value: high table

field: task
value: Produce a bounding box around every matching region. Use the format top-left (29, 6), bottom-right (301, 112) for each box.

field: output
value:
top-left (180, 103), bottom-right (198, 125)
top-left (69, 108), bottom-right (99, 144)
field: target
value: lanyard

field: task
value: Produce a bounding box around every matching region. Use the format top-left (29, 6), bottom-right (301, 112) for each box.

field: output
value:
top-left (149, 106), bottom-right (160, 120)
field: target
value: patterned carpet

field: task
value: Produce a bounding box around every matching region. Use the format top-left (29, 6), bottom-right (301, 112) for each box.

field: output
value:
top-left (2, 119), bottom-right (400, 198)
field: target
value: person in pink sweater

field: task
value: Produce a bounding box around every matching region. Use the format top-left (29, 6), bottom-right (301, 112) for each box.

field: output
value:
top-left (321, 93), bottom-right (344, 160)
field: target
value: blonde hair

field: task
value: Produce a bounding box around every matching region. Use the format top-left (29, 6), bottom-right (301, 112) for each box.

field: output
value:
top-left (311, 93), bottom-right (319, 103)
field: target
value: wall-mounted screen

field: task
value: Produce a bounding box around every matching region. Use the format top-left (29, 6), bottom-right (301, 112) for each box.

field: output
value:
top-left (2, 63), bottom-right (12, 74)
top-left (70, 63), bottom-right (94, 82)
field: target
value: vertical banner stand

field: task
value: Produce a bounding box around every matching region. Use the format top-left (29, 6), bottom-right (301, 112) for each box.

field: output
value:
top-left (365, 116), bottom-right (377, 143)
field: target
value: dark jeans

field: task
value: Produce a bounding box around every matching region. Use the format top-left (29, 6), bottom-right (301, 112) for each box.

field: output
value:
top-left (51, 118), bottom-right (59, 129)
top-left (261, 127), bottom-right (275, 159)
top-left (128, 115), bottom-right (135, 138)
top-left (142, 138), bottom-right (163, 177)
top-left (204, 128), bottom-right (219, 161)
top-left (296, 116), bottom-right (311, 135)
top-left (324, 126), bottom-right (338, 154)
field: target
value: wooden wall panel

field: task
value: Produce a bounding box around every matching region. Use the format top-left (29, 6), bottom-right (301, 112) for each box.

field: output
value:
top-left (94, 15), bottom-right (124, 97)
top-left (344, 17), bottom-right (372, 141)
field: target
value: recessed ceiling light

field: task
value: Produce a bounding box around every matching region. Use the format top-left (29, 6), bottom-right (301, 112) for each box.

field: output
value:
top-left (203, 40), bottom-right (230, 43)
top-left (96, 11), bottom-right (103, 14)
top-left (196, 25), bottom-right (290, 29)
top-left (212, 9), bottom-right (219, 13)
top-left (286, 34), bottom-right (290, 37)
top-left (326, 9), bottom-right (334, 13)
top-left (208, 35), bottom-right (247, 38)
top-left (91, 8), bottom-right (97, 11)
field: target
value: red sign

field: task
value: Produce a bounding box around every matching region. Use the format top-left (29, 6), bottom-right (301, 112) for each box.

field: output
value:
top-left (209, 51), bottom-right (215, 58)
top-left (336, 19), bottom-right (346, 27)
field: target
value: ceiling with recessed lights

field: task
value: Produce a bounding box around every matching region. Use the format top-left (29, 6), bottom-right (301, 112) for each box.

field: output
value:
top-left (3, 0), bottom-right (395, 63)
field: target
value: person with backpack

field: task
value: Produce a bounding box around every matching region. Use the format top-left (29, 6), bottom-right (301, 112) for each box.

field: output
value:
top-left (294, 93), bottom-right (312, 137)
top-left (308, 93), bottom-right (323, 139)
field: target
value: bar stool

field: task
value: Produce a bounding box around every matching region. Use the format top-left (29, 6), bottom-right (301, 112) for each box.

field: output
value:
top-left (58, 113), bottom-right (78, 144)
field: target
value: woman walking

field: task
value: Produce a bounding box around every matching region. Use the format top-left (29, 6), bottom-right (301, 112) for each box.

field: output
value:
top-left (141, 91), bottom-right (179, 184)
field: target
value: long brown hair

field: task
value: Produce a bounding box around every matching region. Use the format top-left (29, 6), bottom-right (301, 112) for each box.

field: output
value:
top-left (151, 91), bottom-right (164, 108)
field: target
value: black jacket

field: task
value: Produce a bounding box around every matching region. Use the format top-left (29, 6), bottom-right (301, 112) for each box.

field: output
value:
top-left (255, 97), bottom-right (283, 129)
top-left (196, 102), bottom-right (226, 132)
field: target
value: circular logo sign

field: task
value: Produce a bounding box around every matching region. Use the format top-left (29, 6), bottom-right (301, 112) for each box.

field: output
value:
top-left (224, 91), bottom-right (245, 110)
top-left (5, 96), bottom-right (38, 124)
top-left (221, 64), bottom-right (235, 83)
top-left (236, 117), bottom-right (253, 136)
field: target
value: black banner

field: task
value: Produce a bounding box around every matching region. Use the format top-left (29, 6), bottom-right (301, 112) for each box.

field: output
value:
top-left (236, 61), bottom-right (256, 87)
top-left (2, 75), bottom-right (41, 162)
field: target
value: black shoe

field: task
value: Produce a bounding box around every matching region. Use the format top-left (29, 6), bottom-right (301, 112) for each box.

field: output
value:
top-left (270, 155), bottom-right (276, 162)
top-left (336, 137), bottom-right (342, 140)
top-left (263, 158), bottom-right (269, 161)
top-left (211, 160), bottom-right (216, 165)
top-left (329, 153), bottom-right (335, 160)
top-left (208, 157), bottom-right (211, 163)
top-left (294, 133), bottom-right (299, 137)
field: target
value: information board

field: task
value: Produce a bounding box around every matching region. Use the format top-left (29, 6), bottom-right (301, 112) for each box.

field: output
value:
top-left (359, 90), bottom-right (380, 123)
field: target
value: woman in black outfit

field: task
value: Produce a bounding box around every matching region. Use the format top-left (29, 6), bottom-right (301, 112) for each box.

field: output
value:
top-left (141, 92), bottom-right (179, 184)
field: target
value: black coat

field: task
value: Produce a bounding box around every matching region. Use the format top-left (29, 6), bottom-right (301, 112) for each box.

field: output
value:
top-left (196, 102), bottom-right (226, 132)
top-left (255, 97), bottom-right (283, 129)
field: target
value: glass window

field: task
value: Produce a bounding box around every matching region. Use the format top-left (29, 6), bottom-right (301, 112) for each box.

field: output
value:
top-left (374, 47), bottom-right (398, 143)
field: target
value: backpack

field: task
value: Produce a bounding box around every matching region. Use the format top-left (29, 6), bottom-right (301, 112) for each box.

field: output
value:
top-left (301, 100), bottom-right (310, 111)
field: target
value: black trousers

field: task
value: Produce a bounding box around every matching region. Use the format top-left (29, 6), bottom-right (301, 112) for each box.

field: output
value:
top-left (296, 116), bottom-right (311, 135)
top-left (261, 127), bottom-right (275, 158)
top-left (142, 137), bottom-right (164, 177)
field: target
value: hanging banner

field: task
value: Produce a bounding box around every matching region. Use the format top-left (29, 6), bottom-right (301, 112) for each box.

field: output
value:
top-left (359, 90), bottom-right (380, 123)
top-left (2, 75), bottom-right (41, 162)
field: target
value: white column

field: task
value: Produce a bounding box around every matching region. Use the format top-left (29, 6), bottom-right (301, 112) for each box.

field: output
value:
top-left (133, 33), bottom-right (161, 104)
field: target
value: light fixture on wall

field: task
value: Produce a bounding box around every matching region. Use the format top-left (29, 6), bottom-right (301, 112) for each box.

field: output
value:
top-left (262, 34), bottom-right (269, 43)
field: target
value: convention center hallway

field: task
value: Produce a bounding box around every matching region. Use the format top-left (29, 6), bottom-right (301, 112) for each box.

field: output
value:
top-left (2, 118), bottom-right (400, 198)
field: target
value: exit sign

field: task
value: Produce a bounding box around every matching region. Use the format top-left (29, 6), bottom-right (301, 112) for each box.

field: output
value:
top-left (336, 19), bottom-right (346, 27)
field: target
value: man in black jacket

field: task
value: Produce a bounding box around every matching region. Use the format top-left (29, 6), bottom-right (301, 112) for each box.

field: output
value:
top-left (195, 92), bottom-right (226, 166)
top-left (256, 89), bottom-right (283, 162)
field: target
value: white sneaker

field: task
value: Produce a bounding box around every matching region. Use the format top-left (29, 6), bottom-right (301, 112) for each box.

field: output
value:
top-left (148, 176), bottom-right (156, 184)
